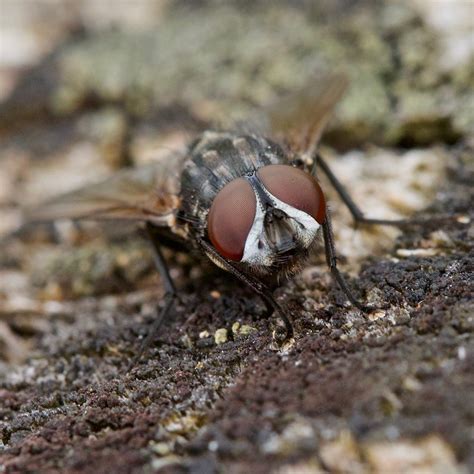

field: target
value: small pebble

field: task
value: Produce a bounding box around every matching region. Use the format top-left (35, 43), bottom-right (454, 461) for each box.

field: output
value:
top-left (368, 310), bottom-right (386, 321)
top-left (456, 215), bottom-right (470, 224)
top-left (214, 328), bottom-right (228, 344)
top-left (396, 248), bottom-right (438, 257)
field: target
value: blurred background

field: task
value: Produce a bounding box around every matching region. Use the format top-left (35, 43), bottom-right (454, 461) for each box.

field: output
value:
top-left (0, 2), bottom-right (473, 473)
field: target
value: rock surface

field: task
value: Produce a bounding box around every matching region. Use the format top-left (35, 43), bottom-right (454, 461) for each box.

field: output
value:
top-left (0, 2), bottom-right (473, 473)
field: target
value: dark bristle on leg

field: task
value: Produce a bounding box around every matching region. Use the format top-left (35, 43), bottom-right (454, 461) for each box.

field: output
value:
top-left (315, 153), bottom-right (463, 227)
top-left (128, 223), bottom-right (177, 370)
top-left (322, 211), bottom-right (371, 312)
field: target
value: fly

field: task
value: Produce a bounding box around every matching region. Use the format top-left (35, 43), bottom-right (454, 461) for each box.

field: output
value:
top-left (25, 73), bottom-right (460, 365)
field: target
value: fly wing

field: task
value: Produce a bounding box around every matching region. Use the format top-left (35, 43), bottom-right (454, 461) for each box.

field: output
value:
top-left (25, 153), bottom-right (186, 226)
top-left (264, 72), bottom-right (348, 157)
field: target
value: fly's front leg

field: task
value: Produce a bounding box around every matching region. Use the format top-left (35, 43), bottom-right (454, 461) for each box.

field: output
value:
top-left (198, 238), bottom-right (293, 339)
top-left (321, 210), bottom-right (369, 311)
top-left (129, 223), bottom-right (177, 369)
top-left (306, 154), bottom-right (369, 310)
top-left (314, 153), bottom-right (462, 227)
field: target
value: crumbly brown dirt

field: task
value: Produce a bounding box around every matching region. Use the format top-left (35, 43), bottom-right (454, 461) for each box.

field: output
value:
top-left (0, 2), bottom-right (473, 473)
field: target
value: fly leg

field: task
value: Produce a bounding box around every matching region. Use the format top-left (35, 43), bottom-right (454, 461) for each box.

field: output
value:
top-left (306, 154), bottom-right (370, 310)
top-left (314, 153), bottom-right (461, 227)
top-left (322, 210), bottom-right (369, 311)
top-left (129, 223), bottom-right (177, 369)
top-left (198, 238), bottom-right (293, 339)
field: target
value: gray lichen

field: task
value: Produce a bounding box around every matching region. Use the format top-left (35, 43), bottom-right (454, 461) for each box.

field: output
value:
top-left (3, 3), bottom-right (470, 147)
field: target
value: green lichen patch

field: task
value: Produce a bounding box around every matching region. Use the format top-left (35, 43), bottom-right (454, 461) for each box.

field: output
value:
top-left (2, 3), bottom-right (471, 148)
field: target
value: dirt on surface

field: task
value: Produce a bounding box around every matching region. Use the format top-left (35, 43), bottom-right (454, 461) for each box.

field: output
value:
top-left (0, 2), bottom-right (473, 473)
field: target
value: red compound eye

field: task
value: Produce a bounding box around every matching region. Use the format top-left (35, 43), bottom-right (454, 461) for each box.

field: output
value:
top-left (207, 178), bottom-right (256, 261)
top-left (258, 164), bottom-right (326, 224)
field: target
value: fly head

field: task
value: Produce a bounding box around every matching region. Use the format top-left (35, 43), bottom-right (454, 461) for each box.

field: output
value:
top-left (207, 163), bottom-right (326, 279)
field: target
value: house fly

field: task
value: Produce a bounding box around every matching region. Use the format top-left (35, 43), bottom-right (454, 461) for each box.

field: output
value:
top-left (26, 73), bottom-right (455, 364)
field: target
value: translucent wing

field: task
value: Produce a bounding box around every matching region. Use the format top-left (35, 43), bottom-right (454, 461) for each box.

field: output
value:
top-left (25, 154), bottom-right (185, 226)
top-left (265, 72), bottom-right (348, 157)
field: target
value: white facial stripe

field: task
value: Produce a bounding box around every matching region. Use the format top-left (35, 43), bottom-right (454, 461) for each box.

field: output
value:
top-left (241, 185), bottom-right (320, 265)
top-left (242, 190), bottom-right (268, 264)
